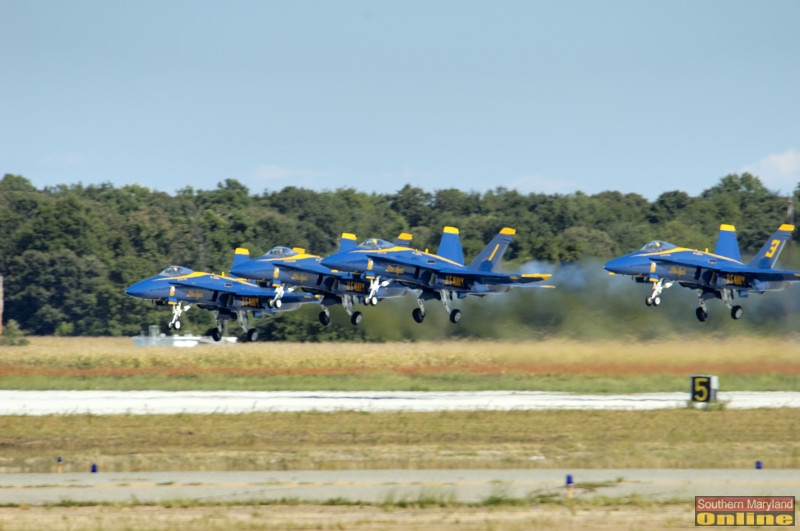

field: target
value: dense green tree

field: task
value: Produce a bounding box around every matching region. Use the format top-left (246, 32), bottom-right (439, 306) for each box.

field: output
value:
top-left (1, 172), bottom-right (796, 339)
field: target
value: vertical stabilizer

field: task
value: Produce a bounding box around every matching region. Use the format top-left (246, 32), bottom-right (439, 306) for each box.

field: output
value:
top-left (713, 224), bottom-right (742, 262)
top-left (468, 227), bottom-right (515, 271)
top-left (748, 224), bottom-right (795, 269)
top-left (338, 233), bottom-right (358, 253)
top-left (436, 226), bottom-right (465, 265)
top-left (393, 232), bottom-right (413, 247)
top-left (230, 248), bottom-right (251, 273)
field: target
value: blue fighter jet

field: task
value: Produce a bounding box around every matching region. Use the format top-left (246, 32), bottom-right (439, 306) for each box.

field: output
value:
top-left (230, 234), bottom-right (413, 326)
top-left (604, 224), bottom-right (800, 321)
top-left (321, 227), bottom-right (552, 324)
top-left (125, 249), bottom-right (318, 341)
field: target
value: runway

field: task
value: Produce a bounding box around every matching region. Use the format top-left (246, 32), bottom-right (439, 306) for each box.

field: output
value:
top-left (1, 469), bottom-right (798, 505)
top-left (1, 390), bottom-right (799, 416)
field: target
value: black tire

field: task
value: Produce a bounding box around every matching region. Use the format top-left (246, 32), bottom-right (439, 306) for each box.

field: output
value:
top-left (412, 308), bottom-right (425, 323)
top-left (350, 311), bottom-right (363, 326)
top-left (211, 329), bottom-right (222, 342)
top-left (449, 309), bottom-right (462, 323)
top-left (731, 305), bottom-right (743, 320)
top-left (695, 307), bottom-right (708, 322)
top-left (318, 311), bottom-right (331, 326)
top-left (652, 296), bottom-right (661, 307)
top-left (247, 329), bottom-right (259, 342)
top-left (645, 296), bottom-right (652, 307)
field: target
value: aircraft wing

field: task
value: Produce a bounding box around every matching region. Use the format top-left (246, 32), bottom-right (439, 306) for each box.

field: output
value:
top-left (169, 276), bottom-right (276, 298)
top-left (651, 257), bottom-right (800, 283)
top-left (368, 254), bottom-right (551, 286)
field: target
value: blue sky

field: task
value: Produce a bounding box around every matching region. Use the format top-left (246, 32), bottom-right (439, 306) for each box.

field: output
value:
top-left (2, 1), bottom-right (798, 200)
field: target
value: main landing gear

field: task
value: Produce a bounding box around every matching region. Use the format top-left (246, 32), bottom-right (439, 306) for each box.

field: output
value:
top-left (412, 290), bottom-right (462, 324)
top-left (317, 297), bottom-right (363, 327)
top-left (205, 310), bottom-right (259, 342)
top-left (694, 289), bottom-right (744, 322)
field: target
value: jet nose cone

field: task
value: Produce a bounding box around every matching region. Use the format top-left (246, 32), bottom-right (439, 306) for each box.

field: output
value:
top-left (320, 256), bottom-right (343, 270)
top-left (124, 281), bottom-right (148, 298)
top-left (603, 257), bottom-right (626, 273)
top-left (125, 279), bottom-right (167, 300)
top-left (603, 255), bottom-right (650, 276)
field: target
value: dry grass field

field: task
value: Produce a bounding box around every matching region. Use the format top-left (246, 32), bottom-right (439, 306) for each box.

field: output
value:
top-left (1, 336), bottom-right (798, 392)
top-left (0, 503), bottom-right (694, 531)
top-left (0, 337), bottom-right (797, 529)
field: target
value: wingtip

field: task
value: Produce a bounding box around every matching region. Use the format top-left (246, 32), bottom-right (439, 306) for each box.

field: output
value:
top-left (719, 224), bottom-right (736, 232)
top-left (500, 227), bottom-right (516, 235)
top-left (779, 224), bottom-right (795, 232)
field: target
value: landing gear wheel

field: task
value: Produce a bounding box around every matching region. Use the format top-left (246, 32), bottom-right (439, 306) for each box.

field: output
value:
top-left (174, 321), bottom-right (181, 330)
top-left (267, 300), bottom-right (274, 308)
top-left (210, 329), bottom-right (222, 342)
top-left (695, 307), bottom-right (708, 322)
top-left (412, 308), bottom-right (425, 323)
top-left (318, 311), bottom-right (331, 326)
top-left (731, 305), bottom-right (743, 320)
top-left (274, 299), bottom-right (281, 309)
top-left (168, 322), bottom-right (174, 330)
top-left (645, 296), bottom-right (653, 307)
top-left (350, 311), bottom-right (363, 326)
top-left (449, 309), bottom-right (462, 323)
top-left (246, 329), bottom-right (259, 342)
top-left (370, 297), bottom-right (378, 306)
top-left (652, 296), bottom-right (661, 307)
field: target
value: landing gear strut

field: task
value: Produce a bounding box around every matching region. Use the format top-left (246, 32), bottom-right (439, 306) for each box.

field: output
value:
top-left (645, 279), bottom-right (671, 307)
top-left (168, 302), bottom-right (191, 330)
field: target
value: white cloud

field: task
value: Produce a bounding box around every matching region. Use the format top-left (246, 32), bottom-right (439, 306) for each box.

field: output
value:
top-left (742, 148), bottom-right (800, 194)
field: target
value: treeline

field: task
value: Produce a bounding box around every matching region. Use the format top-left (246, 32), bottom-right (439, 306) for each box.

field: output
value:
top-left (1, 172), bottom-right (799, 340)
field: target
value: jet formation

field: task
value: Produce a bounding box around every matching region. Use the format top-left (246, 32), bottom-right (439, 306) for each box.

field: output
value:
top-left (126, 223), bottom-right (800, 340)
top-left (126, 227), bottom-right (551, 340)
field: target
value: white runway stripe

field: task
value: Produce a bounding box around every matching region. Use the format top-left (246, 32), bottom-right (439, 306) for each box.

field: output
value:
top-left (1, 390), bottom-right (799, 415)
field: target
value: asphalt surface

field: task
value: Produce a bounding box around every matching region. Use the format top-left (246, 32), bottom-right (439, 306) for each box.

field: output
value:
top-left (1, 469), bottom-right (798, 505)
top-left (2, 390), bottom-right (800, 415)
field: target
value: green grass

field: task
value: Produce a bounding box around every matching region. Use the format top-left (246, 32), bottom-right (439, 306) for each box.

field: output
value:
top-left (1, 408), bottom-right (799, 473)
top-left (0, 372), bottom-right (800, 394)
top-left (1, 371), bottom-right (798, 392)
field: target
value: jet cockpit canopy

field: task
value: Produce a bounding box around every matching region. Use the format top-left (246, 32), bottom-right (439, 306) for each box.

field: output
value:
top-left (639, 241), bottom-right (677, 253)
top-left (357, 238), bottom-right (394, 250)
top-left (263, 246), bottom-right (299, 258)
top-left (158, 265), bottom-right (193, 277)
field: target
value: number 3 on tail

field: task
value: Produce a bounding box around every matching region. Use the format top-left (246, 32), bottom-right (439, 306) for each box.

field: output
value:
top-left (765, 239), bottom-right (780, 258)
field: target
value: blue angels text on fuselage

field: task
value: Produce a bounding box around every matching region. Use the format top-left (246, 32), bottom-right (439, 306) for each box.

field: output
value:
top-left (229, 234), bottom-right (413, 326)
top-left (125, 250), bottom-right (318, 341)
top-left (604, 224), bottom-right (800, 321)
top-left (321, 226), bottom-right (552, 324)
